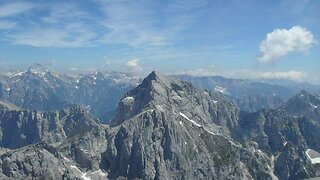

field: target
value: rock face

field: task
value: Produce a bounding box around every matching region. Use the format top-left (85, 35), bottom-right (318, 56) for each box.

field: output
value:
top-left (284, 91), bottom-right (320, 156)
top-left (0, 105), bottom-right (99, 149)
top-left (234, 90), bottom-right (320, 179)
top-left (106, 71), bottom-right (271, 179)
top-left (0, 71), bottom-right (319, 179)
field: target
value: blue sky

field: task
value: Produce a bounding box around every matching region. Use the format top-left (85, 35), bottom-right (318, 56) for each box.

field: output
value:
top-left (0, 0), bottom-right (319, 83)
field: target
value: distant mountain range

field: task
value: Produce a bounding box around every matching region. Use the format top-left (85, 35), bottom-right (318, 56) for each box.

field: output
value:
top-left (0, 64), bottom-right (140, 122)
top-left (176, 74), bottom-right (320, 112)
top-left (1, 65), bottom-right (319, 124)
top-left (0, 70), bottom-right (319, 179)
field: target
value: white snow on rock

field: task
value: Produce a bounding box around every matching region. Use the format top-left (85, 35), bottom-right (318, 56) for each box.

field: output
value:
top-left (214, 86), bottom-right (228, 94)
top-left (122, 96), bottom-right (134, 104)
top-left (179, 112), bottom-right (241, 148)
top-left (310, 103), bottom-right (318, 109)
top-left (63, 157), bottom-right (70, 162)
top-left (89, 169), bottom-right (108, 178)
top-left (156, 105), bottom-right (164, 111)
top-left (306, 149), bottom-right (320, 164)
top-left (70, 165), bottom-right (91, 180)
top-left (70, 165), bottom-right (108, 180)
top-left (7, 71), bottom-right (25, 77)
top-left (179, 112), bottom-right (201, 127)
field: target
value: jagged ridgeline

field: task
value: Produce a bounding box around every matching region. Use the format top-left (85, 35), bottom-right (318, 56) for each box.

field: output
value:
top-left (0, 71), bottom-right (319, 179)
top-left (2, 64), bottom-right (319, 124)
top-left (0, 64), bottom-right (140, 122)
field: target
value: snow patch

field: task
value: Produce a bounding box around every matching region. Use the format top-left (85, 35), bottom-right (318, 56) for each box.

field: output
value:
top-left (70, 165), bottom-right (91, 180)
top-left (90, 169), bottom-right (108, 178)
top-left (213, 100), bottom-right (218, 104)
top-left (156, 105), bottom-right (164, 111)
top-left (122, 96), bottom-right (134, 104)
top-left (310, 103), bottom-right (318, 109)
top-left (179, 112), bottom-right (241, 148)
top-left (270, 155), bottom-right (279, 180)
top-left (214, 86), bottom-right (228, 94)
top-left (306, 149), bottom-right (320, 164)
top-left (63, 157), bottom-right (70, 162)
top-left (179, 112), bottom-right (201, 127)
top-left (6, 71), bottom-right (25, 77)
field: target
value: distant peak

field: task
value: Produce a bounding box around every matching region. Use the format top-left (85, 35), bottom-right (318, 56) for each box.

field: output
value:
top-left (145, 71), bottom-right (163, 81)
top-left (27, 63), bottom-right (50, 75)
top-left (298, 90), bottom-right (309, 96)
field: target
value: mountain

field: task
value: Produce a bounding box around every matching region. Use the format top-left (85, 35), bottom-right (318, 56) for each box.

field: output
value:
top-left (234, 90), bottom-right (320, 179)
top-left (0, 105), bottom-right (99, 149)
top-left (0, 71), bottom-right (319, 179)
top-left (176, 75), bottom-right (305, 112)
top-left (283, 91), bottom-right (320, 156)
top-left (283, 90), bottom-right (320, 120)
top-left (0, 71), bottom-right (272, 179)
top-left (0, 64), bottom-right (140, 122)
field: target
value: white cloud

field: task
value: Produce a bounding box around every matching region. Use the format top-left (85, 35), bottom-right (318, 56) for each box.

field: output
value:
top-left (258, 26), bottom-right (316, 63)
top-left (259, 71), bottom-right (306, 81)
top-left (0, 0), bottom-right (206, 49)
top-left (69, 67), bottom-right (77, 71)
top-left (7, 27), bottom-right (96, 48)
top-left (172, 66), bottom-right (216, 77)
top-left (0, 2), bottom-right (35, 18)
top-left (99, 0), bottom-right (206, 47)
top-left (125, 58), bottom-right (142, 71)
top-left (0, 20), bottom-right (15, 29)
top-left (219, 69), bottom-right (306, 81)
top-left (174, 68), bottom-right (307, 82)
top-left (2, 2), bottom-right (98, 48)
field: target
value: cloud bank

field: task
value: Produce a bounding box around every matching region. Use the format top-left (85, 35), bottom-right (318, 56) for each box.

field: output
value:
top-left (260, 71), bottom-right (306, 81)
top-left (0, 2), bottom-right (35, 18)
top-left (258, 26), bottom-right (316, 63)
top-left (125, 58), bottom-right (142, 72)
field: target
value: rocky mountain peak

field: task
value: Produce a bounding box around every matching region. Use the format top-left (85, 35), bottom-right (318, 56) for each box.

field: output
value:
top-left (284, 90), bottom-right (320, 115)
top-left (111, 71), bottom-right (196, 126)
top-left (111, 71), bottom-right (238, 133)
top-left (139, 70), bottom-right (182, 91)
top-left (144, 71), bottom-right (162, 81)
top-left (27, 63), bottom-right (50, 75)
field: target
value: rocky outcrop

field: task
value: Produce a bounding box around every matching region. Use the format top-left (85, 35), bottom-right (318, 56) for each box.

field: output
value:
top-left (113, 71), bottom-right (239, 133)
top-left (234, 90), bottom-right (320, 179)
top-left (0, 105), bottom-right (99, 149)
